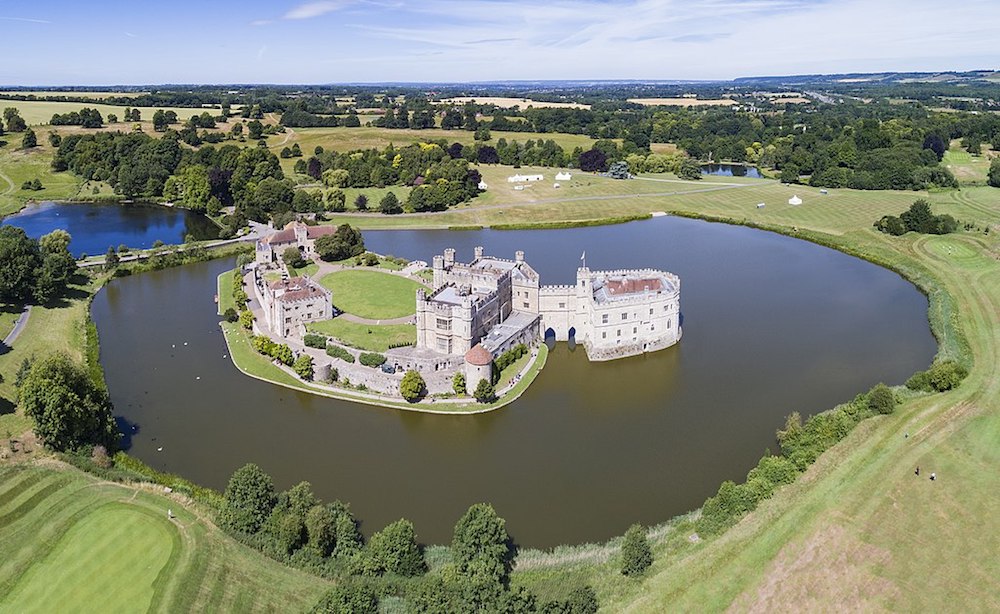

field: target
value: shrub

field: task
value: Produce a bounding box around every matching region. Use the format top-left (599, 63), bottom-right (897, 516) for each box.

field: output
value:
top-left (325, 344), bottom-right (355, 363)
top-left (400, 370), bottom-right (426, 403)
top-left (303, 333), bottom-right (327, 349)
top-left (452, 371), bottom-right (466, 395)
top-left (745, 454), bottom-right (799, 487)
top-left (620, 524), bottom-right (652, 576)
top-left (866, 382), bottom-right (897, 415)
top-left (362, 252), bottom-right (379, 266)
top-left (309, 582), bottom-right (378, 614)
top-left (219, 463), bottom-right (275, 534)
top-left (239, 309), bottom-right (254, 330)
top-left (293, 354), bottom-right (314, 381)
top-left (906, 360), bottom-right (968, 392)
top-left (223, 307), bottom-right (238, 323)
top-left (359, 352), bottom-right (386, 368)
top-left (495, 343), bottom-right (528, 372)
top-left (474, 378), bottom-right (495, 403)
top-left (273, 344), bottom-right (294, 366)
top-left (360, 519), bottom-right (426, 577)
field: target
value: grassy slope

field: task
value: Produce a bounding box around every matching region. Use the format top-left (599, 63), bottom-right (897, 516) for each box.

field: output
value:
top-left (0, 463), bottom-right (329, 612)
top-left (319, 270), bottom-right (425, 319)
top-left (0, 141), bottom-right (82, 216)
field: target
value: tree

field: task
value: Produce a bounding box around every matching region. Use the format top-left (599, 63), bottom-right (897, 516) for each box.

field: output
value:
top-left (105, 246), bottom-right (120, 269)
top-left (21, 128), bottom-right (37, 149)
top-left (867, 383), bottom-right (896, 415)
top-left (379, 192), bottom-right (402, 215)
top-left (247, 120), bottom-right (264, 140)
top-left (19, 353), bottom-right (119, 452)
top-left (239, 309), bottom-right (254, 330)
top-left (400, 370), bottom-right (425, 402)
top-left (305, 504), bottom-right (338, 557)
top-left (314, 224), bottom-right (364, 261)
top-left (0, 226), bottom-right (42, 303)
top-left (452, 503), bottom-right (515, 584)
top-left (676, 157), bottom-right (703, 180)
top-left (362, 518), bottom-right (426, 577)
top-left (989, 158), bottom-right (1000, 188)
top-left (3, 108), bottom-right (26, 132)
top-left (620, 523), bottom-right (652, 576)
top-left (900, 199), bottom-right (935, 233)
top-left (452, 371), bottom-right (466, 395)
top-left (474, 378), bottom-right (495, 403)
top-left (579, 148), bottom-right (607, 172)
top-left (283, 246), bottom-right (304, 268)
top-left (353, 194), bottom-right (368, 211)
top-left (293, 354), bottom-right (314, 381)
top-left (220, 463), bottom-right (275, 534)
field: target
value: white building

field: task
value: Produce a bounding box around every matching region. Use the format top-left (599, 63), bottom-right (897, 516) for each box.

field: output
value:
top-left (254, 274), bottom-right (332, 338)
top-left (416, 247), bottom-right (681, 368)
top-left (555, 171), bottom-right (572, 181)
top-left (256, 221), bottom-right (337, 266)
top-left (507, 174), bottom-right (544, 183)
top-left (478, 180), bottom-right (489, 190)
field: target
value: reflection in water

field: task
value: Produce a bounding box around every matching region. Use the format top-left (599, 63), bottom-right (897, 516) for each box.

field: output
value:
top-left (701, 164), bottom-right (763, 178)
top-left (93, 217), bottom-right (936, 547)
top-left (6, 201), bottom-right (219, 257)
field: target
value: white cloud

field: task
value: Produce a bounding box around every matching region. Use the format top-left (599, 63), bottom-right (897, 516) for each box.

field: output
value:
top-left (283, 1), bottom-right (350, 20)
top-left (0, 16), bottom-right (51, 24)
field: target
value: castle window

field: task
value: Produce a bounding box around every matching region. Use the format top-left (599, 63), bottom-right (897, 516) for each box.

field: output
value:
top-left (558, 302), bottom-right (565, 309)
top-left (633, 327), bottom-right (637, 334)
top-left (436, 318), bottom-right (451, 331)
top-left (667, 319), bottom-right (672, 329)
top-left (602, 332), bottom-right (607, 339)
top-left (602, 314), bottom-right (608, 324)
top-left (621, 313), bottom-right (627, 321)
top-left (523, 302), bottom-right (529, 309)
top-left (649, 308), bottom-right (654, 315)
top-left (617, 329), bottom-right (621, 337)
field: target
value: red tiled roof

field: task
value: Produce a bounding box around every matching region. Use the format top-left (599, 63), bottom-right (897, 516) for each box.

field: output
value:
top-left (265, 228), bottom-right (296, 245)
top-left (606, 277), bottom-right (662, 295)
top-left (306, 225), bottom-right (336, 239)
top-left (464, 344), bottom-right (493, 366)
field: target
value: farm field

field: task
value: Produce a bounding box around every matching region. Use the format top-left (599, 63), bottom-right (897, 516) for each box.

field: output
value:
top-left (0, 100), bottom-right (224, 127)
top-left (628, 97), bottom-right (736, 107)
top-left (319, 270), bottom-right (425, 319)
top-left (438, 96), bottom-right (590, 110)
top-left (0, 144), bottom-right (82, 216)
top-left (0, 463), bottom-right (329, 613)
top-left (264, 125), bottom-right (601, 156)
top-left (0, 91), bottom-right (147, 99)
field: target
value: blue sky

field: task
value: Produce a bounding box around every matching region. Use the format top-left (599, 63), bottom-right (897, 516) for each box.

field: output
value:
top-left (1, 0), bottom-right (998, 84)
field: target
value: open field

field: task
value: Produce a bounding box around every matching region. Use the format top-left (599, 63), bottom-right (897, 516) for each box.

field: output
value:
top-left (0, 463), bottom-right (329, 612)
top-left (264, 125), bottom-right (601, 157)
top-left (0, 143), bottom-right (83, 216)
top-left (438, 96), bottom-right (590, 110)
top-left (319, 270), bottom-right (425, 319)
top-left (0, 100), bottom-right (223, 127)
top-left (943, 141), bottom-right (995, 184)
top-left (628, 97), bottom-right (736, 107)
top-left (0, 91), bottom-right (147, 99)
top-left (307, 318), bottom-right (416, 352)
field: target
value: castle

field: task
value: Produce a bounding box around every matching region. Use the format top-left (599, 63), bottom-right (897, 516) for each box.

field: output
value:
top-left (416, 247), bottom-right (681, 388)
top-left (255, 221), bottom-right (336, 266)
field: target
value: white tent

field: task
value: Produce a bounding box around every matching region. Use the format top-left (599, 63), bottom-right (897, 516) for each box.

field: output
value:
top-left (555, 171), bottom-right (572, 181)
top-left (788, 195), bottom-right (803, 205)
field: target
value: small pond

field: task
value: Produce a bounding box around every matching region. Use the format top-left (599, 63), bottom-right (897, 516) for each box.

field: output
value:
top-left (4, 201), bottom-right (219, 257)
top-left (702, 164), bottom-right (763, 178)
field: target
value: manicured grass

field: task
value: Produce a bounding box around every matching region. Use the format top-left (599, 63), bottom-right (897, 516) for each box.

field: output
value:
top-left (290, 260), bottom-right (319, 278)
top-left (0, 306), bottom-right (20, 339)
top-left (495, 350), bottom-right (533, 390)
top-left (306, 318), bottom-right (416, 352)
top-left (942, 143), bottom-right (993, 184)
top-left (318, 270), bottom-right (425, 320)
top-left (216, 269), bottom-right (235, 315)
top-left (0, 463), bottom-right (329, 612)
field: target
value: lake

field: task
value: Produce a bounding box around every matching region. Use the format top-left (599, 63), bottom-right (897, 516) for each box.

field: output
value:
top-left (702, 164), bottom-right (763, 178)
top-left (92, 216), bottom-right (936, 548)
top-left (4, 201), bottom-right (218, 257)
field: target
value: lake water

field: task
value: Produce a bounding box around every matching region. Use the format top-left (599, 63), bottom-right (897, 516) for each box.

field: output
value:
top-left (702, 164), bottom-right (763, 178)
top-left (4, 201), bottom-right (218, 257)
top-left (92, 217), bottom-right (936, 548)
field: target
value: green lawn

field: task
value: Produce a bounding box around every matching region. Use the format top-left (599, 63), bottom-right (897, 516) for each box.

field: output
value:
top-left (942, 143), bottom-right (993, 184)
top-left (216, 269), bottom-right (235, 315)
top-left (0, 463), bottom-right (329, 612)
top-left (290, 261), bottom-right (319, 278)
top-left (0, 143), bottom-right (82, 216)
top-left (318, 270), bottom-right (425, 320)
top-left (306, 318), bottom-right (416, 352)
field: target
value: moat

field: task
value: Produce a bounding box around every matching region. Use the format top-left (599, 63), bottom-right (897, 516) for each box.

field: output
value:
top-left (92, 216), bottom-right (937, 548)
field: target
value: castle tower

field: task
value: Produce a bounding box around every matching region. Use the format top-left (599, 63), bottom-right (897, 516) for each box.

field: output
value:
top-left (444, 248), bottom-right (456, 268)
top-left (474, 246), bottom-right (484, 260)
top-left (515, 250), bottom-right (524, 263)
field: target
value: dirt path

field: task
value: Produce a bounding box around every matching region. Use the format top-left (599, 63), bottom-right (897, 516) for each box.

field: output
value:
top-left (0, 167), bottom-right (15, 196)
top-left (3, 305), bottom-right (31, 346)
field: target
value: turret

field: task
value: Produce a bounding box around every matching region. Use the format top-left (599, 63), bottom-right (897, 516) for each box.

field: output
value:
top-left (474, 246), bottom-right (484, 260)
top-left (515, 250), bottom-right (524, 263)
top-left (444, 248), bottom-right (456, 267)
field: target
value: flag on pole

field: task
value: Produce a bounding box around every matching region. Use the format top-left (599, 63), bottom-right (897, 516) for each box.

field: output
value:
top-left (580, 251), bottom-right (586, 268)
